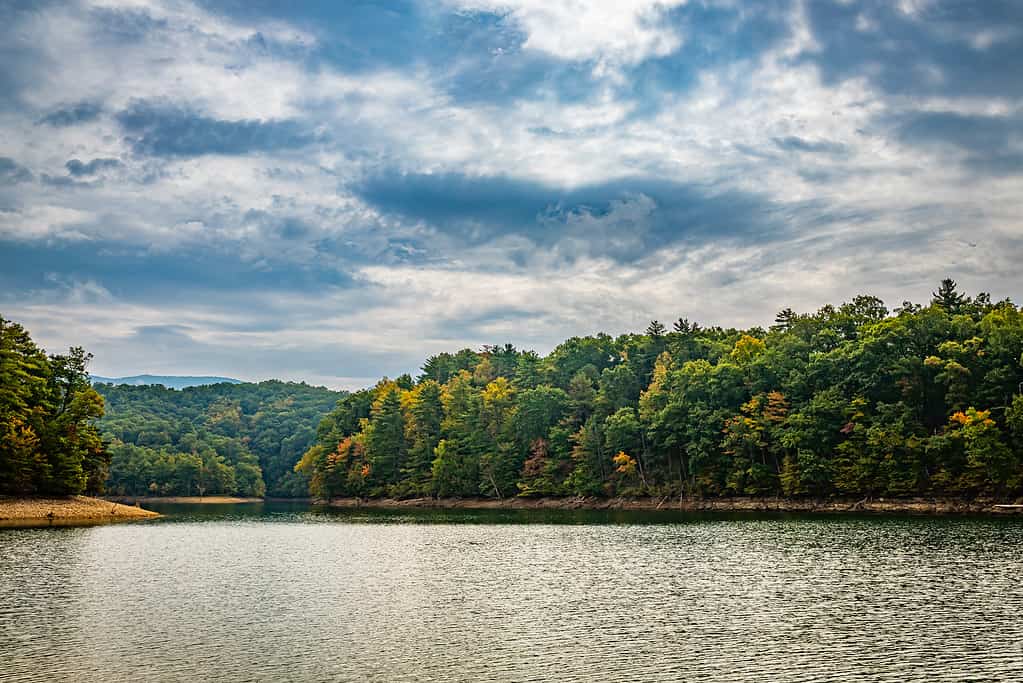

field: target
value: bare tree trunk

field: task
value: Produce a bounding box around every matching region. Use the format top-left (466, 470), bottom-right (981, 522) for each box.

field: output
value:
top-left (678, 447), bottom-right (686, 505)
top-left (488, 471), bottom-right (502, 499)
top-left (637, 431), bottom-right (650, 489)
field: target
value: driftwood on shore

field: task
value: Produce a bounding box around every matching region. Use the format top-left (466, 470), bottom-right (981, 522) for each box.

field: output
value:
top-left (319, 495), bottom-right (1023, 516)
top-left (37, 495), bottom-right (1021, 518)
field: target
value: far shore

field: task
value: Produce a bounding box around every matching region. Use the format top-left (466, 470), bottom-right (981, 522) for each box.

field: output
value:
top-left (106, 495), bottom-right (270, 504)
top-left (322, 495), bottom-right (1023, 516)
top-left (96, 494), bottom-right (1023, 516)
top-left (0, 495), bottom-right (160, 528)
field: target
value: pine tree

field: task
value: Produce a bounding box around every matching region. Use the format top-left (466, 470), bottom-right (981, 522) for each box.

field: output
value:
top-left (646, 320), bottom-right (667, 337)
top-left (932, 278), bottom-right (968, 314)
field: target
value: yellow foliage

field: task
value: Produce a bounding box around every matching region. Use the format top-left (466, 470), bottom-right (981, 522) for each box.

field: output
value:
top-left (473, 357), bottom-right (497, 385)
top-left (650, 351), bottom-right (673, 385)
top-left (612, 451), bottom-right (637, 476)
top-left (950, 408), bottom-right (995, 428)
top-left (482, 376), bottom-right (514, 405)
top-left (370, 381), bottom-right (404, 411)
top-left (730, 334), bottom-right (766, 364)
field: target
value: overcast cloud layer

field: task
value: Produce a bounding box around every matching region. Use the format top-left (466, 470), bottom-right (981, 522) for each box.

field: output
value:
top-left (1, 0), bottom-right (1021, 388)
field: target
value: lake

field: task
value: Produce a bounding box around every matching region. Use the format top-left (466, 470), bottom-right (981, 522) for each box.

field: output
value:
top-left (1, 503), bottom-right (1022, 681)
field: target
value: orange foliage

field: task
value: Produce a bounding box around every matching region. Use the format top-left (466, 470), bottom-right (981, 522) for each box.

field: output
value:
top-left (613, 451), bottom-right (637, 476)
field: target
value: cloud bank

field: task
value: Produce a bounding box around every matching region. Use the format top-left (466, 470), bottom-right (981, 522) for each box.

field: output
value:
top-left (1, 0), bottom-right (1020, 388)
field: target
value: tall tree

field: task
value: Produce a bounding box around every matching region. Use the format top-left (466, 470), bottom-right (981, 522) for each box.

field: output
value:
top-left (0, 317), bottom-right (108, 496)
top-left (932, 278), bottom-right (968, 315)
top-left (363, 386), bottom-right (407, 487)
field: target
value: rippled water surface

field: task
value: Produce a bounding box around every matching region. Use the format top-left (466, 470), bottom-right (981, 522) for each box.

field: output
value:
top-left (2, 504), bottom-right (1022, 682)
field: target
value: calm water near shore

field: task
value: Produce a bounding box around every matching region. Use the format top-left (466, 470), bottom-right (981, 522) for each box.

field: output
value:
top-left (1, 502), bottom-right (1022, 682)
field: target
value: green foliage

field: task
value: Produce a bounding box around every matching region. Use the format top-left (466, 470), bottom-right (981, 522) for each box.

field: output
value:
top-left (948, 408), bottom-right (1020, 494)
top-left (0, 316), bottom-right (109, 496)
top-left (96, 379), bottom-right (341, 497)
top-left (20, 285), bottom-right (1014, 506)
top-left (1008, 395), bottom-right (1023, 448)
top-left (364, 385), bottom-right (407, 488)
top-left (284, 281), bottom-right (1023, 501)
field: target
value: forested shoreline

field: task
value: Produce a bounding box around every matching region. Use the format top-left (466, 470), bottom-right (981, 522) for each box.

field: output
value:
top-left (3, 279), bottom-right (1023, 504)
top-left (1, 314), bottom-right (342, 499)
top-left (0, 317), bottom-right (109, 496)
top-left (298, 280), bottom-right (1023, 503)
top-left (96, 382), bottom-right (341, 497)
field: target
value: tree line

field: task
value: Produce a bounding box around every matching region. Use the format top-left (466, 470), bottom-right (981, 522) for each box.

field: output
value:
top-left (0, 314), bottom-right (343, 498)
top-left (0, 316), bottom-right (109, 496)
top-left (4, 279), bottom-right (1022, 502)
top-left (297, 280), bottom-right (1023, 501)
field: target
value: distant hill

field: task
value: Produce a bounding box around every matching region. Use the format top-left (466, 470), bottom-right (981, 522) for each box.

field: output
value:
top-left (91, 374), bottom-right (243, 390)
top-left (96, 380), bottom-right (344, 497)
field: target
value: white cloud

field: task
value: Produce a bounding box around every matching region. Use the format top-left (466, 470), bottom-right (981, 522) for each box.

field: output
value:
top-left (0, 205), bottom-right (97, 241)
top-left (447, 0), bottom-right (687, 71)
top-left (3, 0), bottom-right (1022, 384)
top-left (12, 0), bottom-right (312, 120)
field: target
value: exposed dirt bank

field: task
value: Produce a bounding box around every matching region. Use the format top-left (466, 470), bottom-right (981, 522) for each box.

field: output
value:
top-left (106, 495), bottom-right (264, 504)
top-left (323, 496), bottom-right (1023, 515)
top-left (0, 496), bottom-right (160, 527)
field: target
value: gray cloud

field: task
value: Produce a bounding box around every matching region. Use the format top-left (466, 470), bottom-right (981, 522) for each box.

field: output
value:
top-left (0, 157), bottom-right (33, 184)
top-left (116, 100), bottom-right (316, 157)
top-left (40, 174), bottom-right (98, 188)
top-left (892, 111), bottom-right (1023, 176)
top-left (66, 158), bottom-right (121, 176)
top-left (0, 240), bottom-right (359, 301)
top-left (772, 136), bottom-right (848, 156)
top-left (38, 101), bottom-right (103, 127)
top-left (803, 0), bottom-right (1023, 98)
top-left (353, 171), bottom-right (803, 263)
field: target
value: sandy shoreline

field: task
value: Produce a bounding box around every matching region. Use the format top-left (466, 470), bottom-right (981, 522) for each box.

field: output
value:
top-left (0, 496), bottom-right (160, 527)
top-left (322, 495), bottom-right (1023, 515)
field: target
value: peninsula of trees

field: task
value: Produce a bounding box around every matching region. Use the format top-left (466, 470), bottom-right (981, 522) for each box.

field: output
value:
top-left (297, 280), bottom-right (1023, 502)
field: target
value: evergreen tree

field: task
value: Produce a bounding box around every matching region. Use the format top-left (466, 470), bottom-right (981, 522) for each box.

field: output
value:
top-left (364, 386), bottom-right (407, 488)
top-left (0, 316), bottom-right (108, 496)
top-left (932, 278), bottom-right (969, 314)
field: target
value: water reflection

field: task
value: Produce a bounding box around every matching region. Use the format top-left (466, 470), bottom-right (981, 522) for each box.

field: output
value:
top-left (1, 504), bottom-right (1021, 682)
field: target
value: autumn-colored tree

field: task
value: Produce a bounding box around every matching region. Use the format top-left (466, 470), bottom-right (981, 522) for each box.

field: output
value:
top-left (289, 280), bottom-right (1023, 502)
top-left (611, 451), bottom-right (639, 492)
top-left (948, 409), bottom-right (1018, 495)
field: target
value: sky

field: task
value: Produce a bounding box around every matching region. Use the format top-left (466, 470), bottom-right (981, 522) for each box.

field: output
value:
top-left (1, 0), bottom-right (1021, 389)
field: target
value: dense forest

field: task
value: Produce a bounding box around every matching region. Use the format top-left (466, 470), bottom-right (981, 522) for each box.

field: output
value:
top-left (298, 280), bottom-right (1023, 501)
top-left (96, 382), bottom-right (342, 497)
top-left (3, 280), bottom-right (1022, 502)
top-left (0, 315), bottom-right (343, 498)
top-left (0, 316), bottom-right (109, 496)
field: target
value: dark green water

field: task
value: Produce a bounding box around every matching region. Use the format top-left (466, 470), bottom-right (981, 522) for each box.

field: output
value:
top-left (1, 503), bottom-right (1022, 682)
